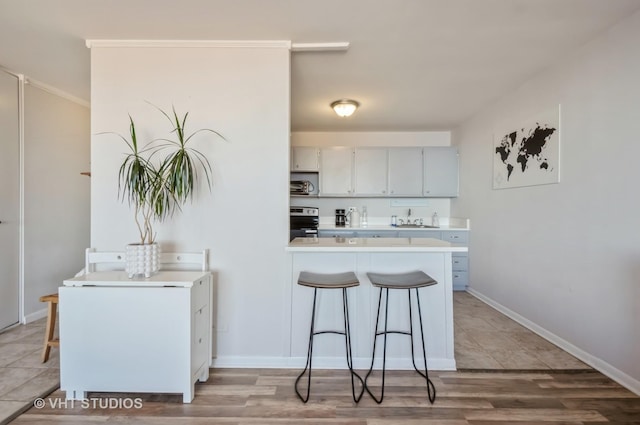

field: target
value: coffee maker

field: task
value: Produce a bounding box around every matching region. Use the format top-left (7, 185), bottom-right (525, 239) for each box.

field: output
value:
top-left (335, 209), bottom-right (346, 227)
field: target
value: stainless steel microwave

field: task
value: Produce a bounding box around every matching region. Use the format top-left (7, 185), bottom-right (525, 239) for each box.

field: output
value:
top-left (290, 180), bottom-right (314, 195)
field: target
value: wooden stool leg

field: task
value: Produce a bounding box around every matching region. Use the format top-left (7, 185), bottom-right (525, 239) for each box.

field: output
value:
top-left (42, 301), bottom-right (57, 363)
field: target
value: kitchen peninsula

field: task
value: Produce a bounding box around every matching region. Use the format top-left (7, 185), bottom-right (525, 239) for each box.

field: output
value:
top-left (286, 237), bottom-right (467, 370)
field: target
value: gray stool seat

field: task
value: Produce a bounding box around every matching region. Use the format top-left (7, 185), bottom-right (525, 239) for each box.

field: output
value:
top-left (367, 270), bottom-right (436, 289)
top-left (298, 271), bottom-right (360, 289)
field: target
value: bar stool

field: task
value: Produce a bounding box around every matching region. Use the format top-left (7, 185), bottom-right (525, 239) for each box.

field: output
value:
top-left (39, 293), bottom-right (59, 362)
top-left (364, 270), bottom-right (438, 404)
top-left (294, 271), bottom-right (364, 403)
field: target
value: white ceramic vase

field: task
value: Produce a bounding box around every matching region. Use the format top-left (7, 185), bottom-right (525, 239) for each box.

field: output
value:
top-left (125, 243), bottom-right (160, 278)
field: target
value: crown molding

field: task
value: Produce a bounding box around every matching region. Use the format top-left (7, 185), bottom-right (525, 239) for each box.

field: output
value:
top-left (85, 40), bottom-right (292, 49)
top-left (291, 42), bottom-right (350, 52)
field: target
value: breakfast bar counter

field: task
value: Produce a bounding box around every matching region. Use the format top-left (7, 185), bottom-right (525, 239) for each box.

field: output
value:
top-left (287, 236), bottom-right (468, 252)
top-left (286, 238), bottom-right (467, 370)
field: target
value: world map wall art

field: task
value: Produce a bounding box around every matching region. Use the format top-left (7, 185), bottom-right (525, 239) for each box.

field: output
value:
top-left (493, 105), bottom-right (560, 189)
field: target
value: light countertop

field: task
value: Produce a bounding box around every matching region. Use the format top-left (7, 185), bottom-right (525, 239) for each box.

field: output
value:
top-left (317, 217), bottom-right (470, 231)
top-left (318, 224), bottom-right (467, 231)
top-left (63, 270), bottom-right (210, 287)
top-left (287, 237), bottom-right (469, 253)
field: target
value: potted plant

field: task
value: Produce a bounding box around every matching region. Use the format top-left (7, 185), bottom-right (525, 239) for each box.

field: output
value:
top-left (111, 105), bottom-right (224, 277)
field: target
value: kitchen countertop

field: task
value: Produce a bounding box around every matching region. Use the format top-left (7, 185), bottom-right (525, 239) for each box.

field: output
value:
top-left (317, 217), bottom-right (470, 231)
top-left (287, 237), bottom-right (468, 252)
top-left (318, 224), bottom-right (468, 231)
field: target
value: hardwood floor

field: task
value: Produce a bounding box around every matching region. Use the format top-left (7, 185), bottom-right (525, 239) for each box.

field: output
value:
top-left (453, 293), bottom-right (590, 370)
top-left (3, 292), bottom-right (639, 424)
top-left (12, 368), bottom-right (640, 424)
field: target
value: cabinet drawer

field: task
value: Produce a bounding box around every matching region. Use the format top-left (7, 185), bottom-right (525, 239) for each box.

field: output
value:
top-left (441, 231), bottom-right (468, 244)
top-left (452, 271), bottom-right (468, 287)
top-left (397, 230), bottom-right (442, 239)
top-left (318, 230), bottom-right (357, 238)
top-left (452, 255), bottom-right (468, 271)
top-left (355, 230), bottom-right (398, 238)
top-left (193, 304), bottom-right (210, 375)
top-left (192, 277), bottom-right (209, 310)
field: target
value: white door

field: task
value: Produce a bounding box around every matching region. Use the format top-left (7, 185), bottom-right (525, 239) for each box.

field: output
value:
top-left (0, 70), bottom-right (20, 330)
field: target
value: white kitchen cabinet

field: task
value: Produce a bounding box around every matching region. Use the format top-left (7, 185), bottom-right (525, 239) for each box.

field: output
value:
top-left (319, 147), bottom-right (354, 196)
top-left (297, 145), bottom-right (459, 198)
top-left (388, 147), bottom-right (424, 196)
top-left (291, 146), bottom-right (319, 171)
top-left (354, 148), bottom-right (388, 195)
top-left (423, 147), bottom-right (459, 197)
top-left (452, 253), bottom-right (469, 291)
top-left (317, 229), bottom-right (357, 238)
top-left (60, 271), bottom-right (211, 403)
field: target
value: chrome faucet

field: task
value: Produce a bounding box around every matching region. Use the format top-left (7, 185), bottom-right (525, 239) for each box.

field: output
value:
top-left (407, 208), bottom-right (412, 224)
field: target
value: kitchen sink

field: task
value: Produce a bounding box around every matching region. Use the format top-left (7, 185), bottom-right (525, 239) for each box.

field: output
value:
top-left (396, 224), bottom-right (439, 228)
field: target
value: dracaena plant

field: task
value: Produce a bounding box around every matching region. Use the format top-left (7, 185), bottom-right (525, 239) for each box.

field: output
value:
top-left (112, 105), bottom-right (224, 244)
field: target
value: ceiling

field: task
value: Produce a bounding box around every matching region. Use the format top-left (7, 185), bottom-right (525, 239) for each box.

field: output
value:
top-left (1, 0), bottom-right (639, 132)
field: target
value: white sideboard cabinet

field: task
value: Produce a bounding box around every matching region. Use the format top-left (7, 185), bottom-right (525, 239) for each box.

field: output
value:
top-left (60, 271), bottom-right (212, 403)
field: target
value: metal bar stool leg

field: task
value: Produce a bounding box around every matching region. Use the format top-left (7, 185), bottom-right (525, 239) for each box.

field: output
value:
top-left (364, 287), bottom-right (391, 404)
top-left (295, 288), bottom-right (318, 403)
top-left (365, 270), bottom-right (438, 404)
top-left (342, 288), bottom-right (364, 402)
top-left (410, 288), bottom-right (436, 403)
top-left (295, 271), bottom-right (362, 403)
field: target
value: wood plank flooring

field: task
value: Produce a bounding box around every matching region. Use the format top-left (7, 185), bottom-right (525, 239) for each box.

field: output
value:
top-left (11, 367), bottom-right (640, 424)
top-left (3, 292), bottom-right (639, 424)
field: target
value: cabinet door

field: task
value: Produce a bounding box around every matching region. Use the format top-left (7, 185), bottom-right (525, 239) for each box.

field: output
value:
top-left (291, 147), bottom-right (319, 171)
top-left (320, 147), bottom-right (353, 196)
top-left (318, 229), bottom-right (356, 238)
top-left (354, 230), bottom-right (398, 238)
top-left (388, 148), bottom-right (423, 196)
top-left (354, 148), bottom-right (388, 195)
top-left (423, 147), bottom-right (459, 197)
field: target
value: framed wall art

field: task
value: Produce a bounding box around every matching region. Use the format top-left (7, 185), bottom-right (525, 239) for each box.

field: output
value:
top-left (493, 105), bottom-right (560, 189)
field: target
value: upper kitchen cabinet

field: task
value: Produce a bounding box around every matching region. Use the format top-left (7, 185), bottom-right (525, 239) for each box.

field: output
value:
top-left (354, 148), bottom-right (388, 196)
top-left (319, 147), bottom-right (353, 196)
top-left (388, 147), bottom-right (423, 196)
top-left (290, 146), bottom-right (319, 171)
top-left (423, 147), bottom-right (459, 197)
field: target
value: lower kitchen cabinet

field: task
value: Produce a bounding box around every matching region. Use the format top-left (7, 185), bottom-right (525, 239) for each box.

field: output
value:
top-left (452, 252), bottom-right (469, 291)
top-left (317, 229), bottom-right (357, 238)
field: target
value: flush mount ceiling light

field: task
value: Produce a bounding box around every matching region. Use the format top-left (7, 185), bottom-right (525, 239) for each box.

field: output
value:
top-left (331, 99), bottom-right (359, 117)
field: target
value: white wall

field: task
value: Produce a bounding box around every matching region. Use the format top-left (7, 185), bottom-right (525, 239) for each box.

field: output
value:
top-left (291, 131), bottom-right (452, 221)
top-left (452, 10), bottom-right (640, 392)
top-left (23, 83), bottom-right (90, 318)
top-left (89, 42), bottom-right (290, 360)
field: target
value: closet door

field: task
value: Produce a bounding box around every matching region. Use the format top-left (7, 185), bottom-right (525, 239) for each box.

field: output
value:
top-left (0, 70), bottom-right (20, 330)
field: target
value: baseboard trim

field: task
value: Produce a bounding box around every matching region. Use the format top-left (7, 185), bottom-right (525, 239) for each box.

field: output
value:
top-left (211, 356), bottom-right (456, 371)
top-left (467, 288), bottom-right (640, 396)
top-left (23, 308), bottom-right (47, 324)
